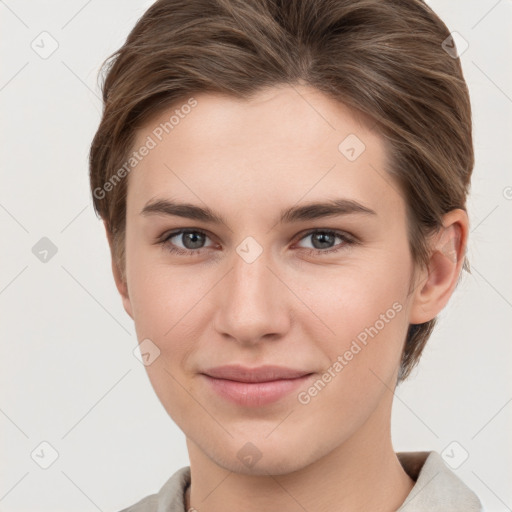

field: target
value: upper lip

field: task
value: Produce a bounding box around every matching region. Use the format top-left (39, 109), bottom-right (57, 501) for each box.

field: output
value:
top-left (201, 365), bottom-right (313, 383)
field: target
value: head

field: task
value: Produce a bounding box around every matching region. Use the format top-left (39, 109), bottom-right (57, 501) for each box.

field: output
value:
top-left (89, 0), bottom-right (472, 474)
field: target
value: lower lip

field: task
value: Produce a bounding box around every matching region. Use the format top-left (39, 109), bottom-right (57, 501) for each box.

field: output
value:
top-left (201, 373), bottom-right (314, 407)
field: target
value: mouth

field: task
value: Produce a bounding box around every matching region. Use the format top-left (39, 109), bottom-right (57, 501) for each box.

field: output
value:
top-left (200, 365), bottom-right (315, 407)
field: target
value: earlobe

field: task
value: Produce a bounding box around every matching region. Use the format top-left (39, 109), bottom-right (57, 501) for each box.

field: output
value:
top-left (408, 209), bottom-right (468, 325)
top-left (103, 220), bottom-right (134, 320)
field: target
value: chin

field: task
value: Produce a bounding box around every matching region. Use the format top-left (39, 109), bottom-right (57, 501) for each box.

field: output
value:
top-left (198, 433), bottom-right (323, 476)
top-left (220, 451), bottom-right (310, 476)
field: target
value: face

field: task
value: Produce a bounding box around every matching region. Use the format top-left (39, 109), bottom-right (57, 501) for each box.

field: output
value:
top-left (119, 84), bottom-right (420, 475)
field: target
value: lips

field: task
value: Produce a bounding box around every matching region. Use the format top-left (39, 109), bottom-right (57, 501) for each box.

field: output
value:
top-left (201, 364), bottom-right (312, 383)
top-left (200, 365), bottom-right (315, 407)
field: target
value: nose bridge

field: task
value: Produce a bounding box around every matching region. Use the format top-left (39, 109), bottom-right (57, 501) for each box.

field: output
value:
top-left (213, 239), bottom-right (289, 342)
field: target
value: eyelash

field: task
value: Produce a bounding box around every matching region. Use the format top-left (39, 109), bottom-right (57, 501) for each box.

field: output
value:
top-left (158, 228), bottom-right (356, 257)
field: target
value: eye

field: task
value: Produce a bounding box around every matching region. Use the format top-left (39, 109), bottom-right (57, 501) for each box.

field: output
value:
top-left (294, 229), bottom-right (355, 255)
top-left (159, 229), bottom-right (216, 256)
top-left (158, 228), bottom-right (355, 257)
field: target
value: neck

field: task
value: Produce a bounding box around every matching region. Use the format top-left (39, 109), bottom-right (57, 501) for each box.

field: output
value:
top-left (184, 395), bottom-right (415, 512)
top-left (185, 450), bottom-right (413, 512)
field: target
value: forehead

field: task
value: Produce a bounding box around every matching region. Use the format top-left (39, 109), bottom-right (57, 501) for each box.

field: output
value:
top-left (135, 84), bottom-right (381, 153)
top-left (127, 85), bottom-right (404, 223)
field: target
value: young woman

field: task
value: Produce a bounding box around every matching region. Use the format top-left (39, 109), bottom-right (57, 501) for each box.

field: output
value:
top-left (89, 0), bottom-right (483, 510)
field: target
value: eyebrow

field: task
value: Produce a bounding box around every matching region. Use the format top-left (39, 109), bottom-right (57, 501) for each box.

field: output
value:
top-left (140, 197), bottom-right (377, 225)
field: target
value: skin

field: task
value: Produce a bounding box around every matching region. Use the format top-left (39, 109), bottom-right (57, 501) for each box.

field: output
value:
top-left (105, 84), bottom-right (468, 512)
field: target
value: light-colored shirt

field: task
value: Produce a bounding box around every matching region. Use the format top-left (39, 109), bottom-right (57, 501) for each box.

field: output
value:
top-left (118, 450), bottom-right (484, 511)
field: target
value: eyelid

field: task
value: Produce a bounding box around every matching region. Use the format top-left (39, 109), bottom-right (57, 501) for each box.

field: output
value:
top-left (292, 227), bottom-right (356, 244)
top-left (291, 228), bottom-right (357, 254)
top-left (158, 226), bottom-right (214, 242)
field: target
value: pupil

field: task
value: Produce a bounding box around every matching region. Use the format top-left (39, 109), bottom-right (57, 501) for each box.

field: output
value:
top-left (313, 232), bottom-right (334, 249)
top-left (184, 232), bottom-right (204, 249)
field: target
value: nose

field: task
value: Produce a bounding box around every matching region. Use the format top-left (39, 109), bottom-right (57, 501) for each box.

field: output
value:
top-left (212, 244), bottom-right (291, 346)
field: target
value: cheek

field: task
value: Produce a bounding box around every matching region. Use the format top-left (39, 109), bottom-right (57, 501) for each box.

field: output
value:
top-left (294, 270), bottom-right (408, 426)
top-left (298, 256), bottom-right (409, 366)
top-left (126, 257), bottom-right (204, 427)
top-left (125, 243), bottom-right (212, 367)
top-left (125, 234), bottom-right (178, 327)
top-left (129, 268), bottom-right (201, 341)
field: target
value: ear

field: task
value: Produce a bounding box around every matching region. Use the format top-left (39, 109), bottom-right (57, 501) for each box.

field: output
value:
top-left (103, 220), bottom-right (134, 320)
top-left (408, 209), bottom-right (469, 325)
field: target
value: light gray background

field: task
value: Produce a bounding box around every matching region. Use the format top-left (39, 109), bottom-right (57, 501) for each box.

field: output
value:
top-left (1, 1), bottom-right (511, 510)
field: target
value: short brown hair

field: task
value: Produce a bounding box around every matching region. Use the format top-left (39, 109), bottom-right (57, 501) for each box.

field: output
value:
top-left (89, 0), bottom-right (473, 383)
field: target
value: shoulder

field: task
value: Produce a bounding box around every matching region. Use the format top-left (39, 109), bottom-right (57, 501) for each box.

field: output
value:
top-left (117, 494), bottom-right (158, 512)
top-left (116, 466), bottom-right (191, 512)
top-left (397, 450), bottom-right (484, 511)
